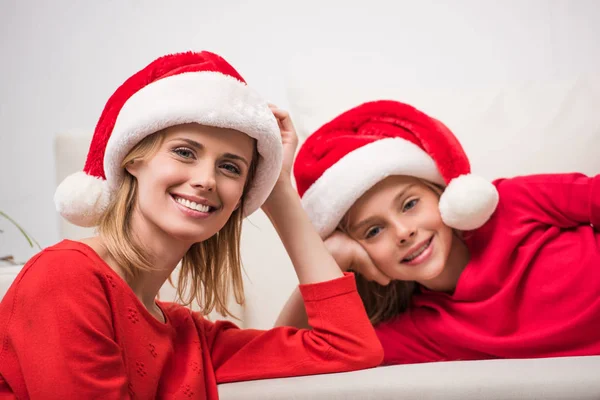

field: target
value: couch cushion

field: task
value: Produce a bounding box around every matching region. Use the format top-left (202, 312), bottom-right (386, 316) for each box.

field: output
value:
top-left (218, 356), bottom-right (600, 399)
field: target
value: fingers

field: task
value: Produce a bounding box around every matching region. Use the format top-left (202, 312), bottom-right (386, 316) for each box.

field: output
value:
top-left (326, 230), bottom-right (392, 286)
top-left (352, 252), bottom-right (392, 286)
top-left (268, 104), bottom-right (297, 140)
top-left (269, 104), bottom-right (287, 122)
top-left (324, 231), bottom-right (355, 272)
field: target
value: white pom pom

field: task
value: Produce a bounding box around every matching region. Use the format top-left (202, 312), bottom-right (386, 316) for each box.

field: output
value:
top-left (54, 171), bottom-right (111, 227)
top-left (438, 174), bottom-right (499, 231)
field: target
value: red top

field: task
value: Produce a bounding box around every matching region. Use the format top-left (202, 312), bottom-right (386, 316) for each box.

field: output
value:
top-left (0, 241), bottom-right (382, 399)
top-left (377, 173), bottom-right (600, 364)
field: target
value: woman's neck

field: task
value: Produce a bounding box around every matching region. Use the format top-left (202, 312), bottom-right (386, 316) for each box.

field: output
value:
top-left (128, 234), bottom-right (188, 309)
top-left (96, 209), bottom-right (192, 312)
top-left (130, 210), bottom-right (193, 308)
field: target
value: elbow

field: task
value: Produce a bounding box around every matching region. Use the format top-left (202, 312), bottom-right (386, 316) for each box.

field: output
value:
top-left (351, 325), bottom-right (385, 368)
top-left (358, 337), bottom-right (385, 368)
top-left (326, 333), bottom-right (384, 370)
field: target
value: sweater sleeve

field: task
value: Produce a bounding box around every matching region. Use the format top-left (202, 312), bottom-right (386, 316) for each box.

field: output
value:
top-left (495, 173), bottom-right (600, 229)
top-left (195, 273), bottom-right (383, 383)
top-left (0, 250), bottom-right (129, 400)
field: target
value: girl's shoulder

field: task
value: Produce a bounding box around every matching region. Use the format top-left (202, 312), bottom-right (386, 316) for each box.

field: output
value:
top-left (492, 173), bottom-right (591, 194)
top-left (490, 175), bottom-right (538, 198)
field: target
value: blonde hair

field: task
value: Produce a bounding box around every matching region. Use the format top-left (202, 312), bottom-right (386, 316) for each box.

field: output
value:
top-left (98, 130), bottom-right (259, 318)
top-left (341, 177), bottom-right (446, 325)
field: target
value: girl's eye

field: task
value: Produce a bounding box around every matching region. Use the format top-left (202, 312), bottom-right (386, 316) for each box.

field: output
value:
top-left (403, 198), bottom-right (419, 212)
top-left (220, 163), bottom-right (241, 175)
top-left (365, 226), bottom-right (382, 239)
top-left (173, 147), bottom-right (195, 159)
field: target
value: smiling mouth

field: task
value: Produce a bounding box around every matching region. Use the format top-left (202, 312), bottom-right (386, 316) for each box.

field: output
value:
top-left (402, 237), bottom-right (433, 263)
top-left (172, 195), bottom-right (217, 213)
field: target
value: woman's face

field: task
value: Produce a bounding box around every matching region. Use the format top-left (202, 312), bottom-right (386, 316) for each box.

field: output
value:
top-left (126, 123), bottom-right (255, 245)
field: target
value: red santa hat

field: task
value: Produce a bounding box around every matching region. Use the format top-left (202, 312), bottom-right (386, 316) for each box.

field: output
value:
top-left (55, 51), bottom-right (282, 227)
top-left (294, 100), bottom-right (499, 238)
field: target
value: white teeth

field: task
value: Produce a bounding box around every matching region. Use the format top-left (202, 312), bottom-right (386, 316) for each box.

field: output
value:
top-left (404, 240), bottom-right (430, 262)
top-left (175, 197), bottom-right (210, 213)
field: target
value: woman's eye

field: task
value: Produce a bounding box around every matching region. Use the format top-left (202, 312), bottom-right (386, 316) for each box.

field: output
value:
top-left (221, 163), bottom-right (241, 175)
top-left (173, 147), bottom-right (195, 159)
top-left (365, 226), bottom-right (382, 239)
top-left (403, 198), bottom-right (419, 212)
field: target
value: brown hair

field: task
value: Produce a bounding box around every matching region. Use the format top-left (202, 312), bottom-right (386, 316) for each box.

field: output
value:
top-left (341, 177), bottom-right (445, 325)
top-left (353, 277), bottom-right (417, 325)
top-left (98, 129), bottom-right (260, 318)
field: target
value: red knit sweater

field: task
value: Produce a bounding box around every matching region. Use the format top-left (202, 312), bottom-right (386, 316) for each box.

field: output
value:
top-left (377, 173), bottom-right (600, 364)
top-left (0, 241), bottom-right (382, 399)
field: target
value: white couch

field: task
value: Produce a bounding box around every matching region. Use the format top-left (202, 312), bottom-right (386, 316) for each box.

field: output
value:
top-left (31, 73), bottom-right (600, 398)
top-left (219, 356), bottom-right (600, 400)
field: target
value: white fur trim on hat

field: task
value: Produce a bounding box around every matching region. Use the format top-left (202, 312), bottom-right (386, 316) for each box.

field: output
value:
top-left (301, 138), bottom-right (444, 238)
top-left (438, 174), bottom-right (499, 231)
top-left (54, 171), bottom-right (111, 227)
top-left (104, 71), bottom-right (282, 217)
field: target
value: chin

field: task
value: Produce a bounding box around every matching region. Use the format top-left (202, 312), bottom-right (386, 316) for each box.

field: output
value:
top-left (164, 227), bottom-right (217, 244)
top-left (419, 260), bottom-right (445, 281)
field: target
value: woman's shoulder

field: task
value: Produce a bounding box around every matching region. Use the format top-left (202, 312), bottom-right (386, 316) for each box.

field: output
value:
top-left (0, 240), bottom-right (123, 325)
top-left (15, 239), bottom-right (115, 291)
top-left (157, 301), bottom-right (195, 322)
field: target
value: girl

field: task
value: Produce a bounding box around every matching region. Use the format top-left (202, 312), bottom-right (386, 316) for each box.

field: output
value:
top-left (277, 99), bottom-right (600, 365)
top-left (0, 52), bottom-right (382, 399)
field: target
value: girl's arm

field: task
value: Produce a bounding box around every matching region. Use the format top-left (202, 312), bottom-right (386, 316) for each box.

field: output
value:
top-left (496, 173), bottom-right (600, 229)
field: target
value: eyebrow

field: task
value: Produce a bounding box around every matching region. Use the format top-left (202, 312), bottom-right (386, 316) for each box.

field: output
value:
top-left (172, 138), bottom-right (250, 167)
top-left (349, 183), bottom-right (416, 234)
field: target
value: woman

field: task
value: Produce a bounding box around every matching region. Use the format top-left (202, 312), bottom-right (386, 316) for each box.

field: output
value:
top-left (0, 51), bottom-right (382, 399)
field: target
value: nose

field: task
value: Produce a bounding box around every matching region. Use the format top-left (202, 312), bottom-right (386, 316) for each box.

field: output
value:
top-left (394, 221), bottom-right (416, 245)
top-left (190, 164), bottom-right (216, 192)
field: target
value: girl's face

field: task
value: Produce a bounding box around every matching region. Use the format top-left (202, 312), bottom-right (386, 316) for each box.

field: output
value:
top-left (345, 175), bottom-right (456, 286)
top-left (126, 123), bottom-right (255, 245)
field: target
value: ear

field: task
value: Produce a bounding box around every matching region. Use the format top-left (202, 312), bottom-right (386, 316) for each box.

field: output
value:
top-left (234, 198), bottom-right (242, 212)
top-left (124, 159), bottom-right (141, 177)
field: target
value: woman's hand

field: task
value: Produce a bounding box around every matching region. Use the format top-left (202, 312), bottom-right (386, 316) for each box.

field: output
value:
top-left (269, 104), bottom-right (298, 186)
top-left (325, 231), bottom-right (391, 286)
top-left (261, 105), bottom-right (299, 214)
